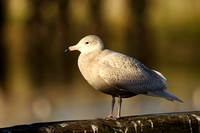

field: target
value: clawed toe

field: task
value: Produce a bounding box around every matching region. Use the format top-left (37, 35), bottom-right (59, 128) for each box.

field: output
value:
top-left (105, 117), bottom-right (118, 120)
top-left (96, 115), bottom-right (120, 120)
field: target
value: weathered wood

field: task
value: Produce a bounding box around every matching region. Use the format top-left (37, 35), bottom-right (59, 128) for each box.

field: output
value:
top-left (0, 111), bottom-right (200, 133)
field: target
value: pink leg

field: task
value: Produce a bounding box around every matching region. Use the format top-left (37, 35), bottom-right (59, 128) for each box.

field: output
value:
top-left (116, 96), bottom-right (122, 118)
top-left (108, 96), bottom-right (115, 118)
top-left (96, 96), bottom-right (116, 120)
top-left (96, 96), bottom-right (122, 120)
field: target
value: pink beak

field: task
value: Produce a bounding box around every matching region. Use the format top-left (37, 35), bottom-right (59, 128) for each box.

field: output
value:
top-left (65, 45), bottom-right (80, 52)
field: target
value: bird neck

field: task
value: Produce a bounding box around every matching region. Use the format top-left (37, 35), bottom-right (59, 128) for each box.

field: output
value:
top-left (81, 50), bottom-right (102, 59)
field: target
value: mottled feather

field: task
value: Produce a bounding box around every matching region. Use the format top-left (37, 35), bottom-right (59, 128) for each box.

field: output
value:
top-left (98, 49), bottom-right (166, 94)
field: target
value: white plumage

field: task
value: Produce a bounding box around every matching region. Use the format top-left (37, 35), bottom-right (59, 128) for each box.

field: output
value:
top-left (67, 35), bottom-right (183, 119)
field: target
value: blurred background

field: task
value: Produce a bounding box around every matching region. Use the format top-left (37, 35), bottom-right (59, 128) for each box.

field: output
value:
top-left (0, 0), bottom-right (200, 127)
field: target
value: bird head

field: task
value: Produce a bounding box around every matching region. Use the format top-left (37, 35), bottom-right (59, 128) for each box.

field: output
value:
top-left (66, 35), bottom-right (104, 53)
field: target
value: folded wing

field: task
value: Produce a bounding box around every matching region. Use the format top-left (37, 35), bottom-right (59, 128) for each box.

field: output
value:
top-left (98, 50), bottom-right (167, 94)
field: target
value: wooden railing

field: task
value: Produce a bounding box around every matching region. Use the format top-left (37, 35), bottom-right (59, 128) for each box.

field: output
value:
top-left (0, 111), bottom-right (200, 133)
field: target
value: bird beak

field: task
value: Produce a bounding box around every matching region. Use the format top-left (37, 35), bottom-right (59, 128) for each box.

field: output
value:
top-left (65, 45), bottom-right (80, 52)
top-left (65, 46), bottom-right (76, 52)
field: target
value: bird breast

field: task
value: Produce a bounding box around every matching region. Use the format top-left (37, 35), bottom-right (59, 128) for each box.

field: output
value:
top-left (78, 52), bottom-right (110, 91)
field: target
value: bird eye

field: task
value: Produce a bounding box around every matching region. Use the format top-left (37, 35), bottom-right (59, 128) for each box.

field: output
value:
top-left (85, 42), bottom-right (89, 44)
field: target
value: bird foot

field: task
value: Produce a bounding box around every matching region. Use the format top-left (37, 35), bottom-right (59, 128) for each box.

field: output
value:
top-left (96, 115), bottom-right (120, 120)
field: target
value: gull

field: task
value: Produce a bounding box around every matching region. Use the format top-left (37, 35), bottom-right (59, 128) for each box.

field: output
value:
top-left (66, 35), bottom-right (183, 119)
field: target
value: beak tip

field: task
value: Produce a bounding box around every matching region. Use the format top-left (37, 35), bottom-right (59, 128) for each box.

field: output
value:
top-left (65, 45), bottom-right (77, 53)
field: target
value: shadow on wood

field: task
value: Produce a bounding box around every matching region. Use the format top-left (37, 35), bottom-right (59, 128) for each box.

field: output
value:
top-left (0, 111), bottom-right (200, 133)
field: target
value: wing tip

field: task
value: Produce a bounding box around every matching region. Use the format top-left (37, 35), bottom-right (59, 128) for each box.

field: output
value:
top-left (153, 70), bottom-right (167, 80)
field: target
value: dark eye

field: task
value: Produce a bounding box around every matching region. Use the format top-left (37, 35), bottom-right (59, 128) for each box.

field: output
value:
top-left (85, 42), bottom-right (89, 44)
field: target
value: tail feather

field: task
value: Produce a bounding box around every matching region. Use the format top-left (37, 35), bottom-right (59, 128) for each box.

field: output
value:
top-left (146, 90), bottom-right (183, 103)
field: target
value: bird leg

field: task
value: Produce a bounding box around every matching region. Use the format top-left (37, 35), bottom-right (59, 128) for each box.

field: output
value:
top-left (97, 96), bottom-right (122, 120)
top-left (107, 96), bottom-right (115, 118)
top-left (105, 96), bottom-right (122, 120)
top-left (96, 96), bottom-right (116, 120)
top-left (116, 96), bottom-right (122, 118)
